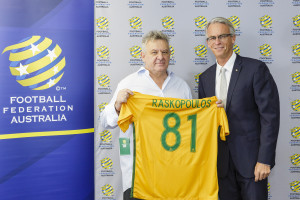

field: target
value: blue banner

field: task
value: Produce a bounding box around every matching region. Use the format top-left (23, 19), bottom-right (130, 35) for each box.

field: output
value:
top-left (0, 0), bottom-right (94, 199)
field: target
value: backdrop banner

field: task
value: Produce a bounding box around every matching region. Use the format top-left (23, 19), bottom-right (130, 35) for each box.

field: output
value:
top-left (0, 0), bottom-right (94, 199)
top-left (95, 0), bottom-right (300, 200)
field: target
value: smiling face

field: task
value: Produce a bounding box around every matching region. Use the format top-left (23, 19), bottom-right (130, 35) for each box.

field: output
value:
top-left (141, 39), bottom-right (170, 75)
top-left (206, 23), bottom-right (236, 65)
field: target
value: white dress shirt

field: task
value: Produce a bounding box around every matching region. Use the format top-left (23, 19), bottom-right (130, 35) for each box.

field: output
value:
top-left (215, 52), bottom-right (236, 100)
top-left (99, 67), bottom-right (192, 191)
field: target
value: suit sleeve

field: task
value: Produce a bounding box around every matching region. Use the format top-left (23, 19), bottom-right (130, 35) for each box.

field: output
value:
top-left (198, 76), bottom-right (206, 99)
top-left (253, 63), bottom-right (280, 167)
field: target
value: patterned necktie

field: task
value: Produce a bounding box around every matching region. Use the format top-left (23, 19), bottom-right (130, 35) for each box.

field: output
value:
top-left (219, 68), bottom-right (227, 109)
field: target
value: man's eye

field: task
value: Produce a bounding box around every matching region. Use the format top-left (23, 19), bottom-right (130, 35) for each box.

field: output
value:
top-left (151, 52), bottom-right (157, 55)
top-left (162, 51), bottom-right (169, 54)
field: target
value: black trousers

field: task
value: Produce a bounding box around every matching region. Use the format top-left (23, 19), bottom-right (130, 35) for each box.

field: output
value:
top-left (123, 188), bottom-right (143, 200)
top-left (218, 155), bottom-right (268, 200)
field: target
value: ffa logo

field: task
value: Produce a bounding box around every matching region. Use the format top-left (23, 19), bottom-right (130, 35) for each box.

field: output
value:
top-left (291, 154), bottom-right (300, 166)
top-left (194, 45), bottom-right (207, 57)
top-left (292, 72), bottom-right (300, 84)
top-left (291, 127), bottom-right (300, 139)
top-left (290, 181), bottom-right (300, 192)
top-left (2, 36), bottom-right (65, 90)
top-left (291, 99), bottom-right (300, 111)
top-left (170, 45), bottom-right (175, 58)
top-left (293, 15), bottom-right (300, 28)
top-left (233, 44), bottom-right (240, 54)
top-left (228, 16), bottom-right (240, 29)
top-left (292, 44), bottom-right (300, 56)
top-left (129, 46), bottom-right (142, 58)
top-left (97, 46), bottom-right (109, 59)
top-left (100, 130), bottom-right (112, 143)
top-left (260, 15), bottom-right (272, 28)
top-left (101, 157), bottom-right (113, 170)
top-left (162, 16), bottom-right (175, 29)
top-left (194, 16), bottom-right (207, 29)
top-left (129, 17), bottom-right (142, 30)
top-left (97, 75), bottom-right (110, 87)
top-left (194, 73), bottom-right (202, 84)
top-left (97, 17), bottom-right (109, 30)
top-left (268, 183), bottom-right (270, 192)
top-left (98, 102), bottom-right (108, 113)
top-left (102, 184), bottom-right (114, 196)
top-left (259, 44), bottom-right (272, 57)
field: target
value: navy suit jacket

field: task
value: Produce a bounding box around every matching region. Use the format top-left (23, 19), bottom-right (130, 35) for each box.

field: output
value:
top-left (198, 54), bottom-right (280, 178)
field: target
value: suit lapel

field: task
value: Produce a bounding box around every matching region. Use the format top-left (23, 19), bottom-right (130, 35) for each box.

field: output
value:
top-left (205, 64), bottom-right (217, 97)
top-left (227, 55), bottom-right (242, 110)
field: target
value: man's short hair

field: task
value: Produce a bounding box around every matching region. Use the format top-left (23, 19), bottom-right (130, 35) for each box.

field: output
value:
top-left (205, 17), bottom-right (236, 37)
top-left (142, 30), bottom-right (170, 53)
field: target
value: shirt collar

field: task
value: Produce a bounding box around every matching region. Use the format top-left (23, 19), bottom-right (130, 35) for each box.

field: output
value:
top-left (137, 67), bottom-right (174, 77)
top-left (216, 52), bottom-right (236, 75)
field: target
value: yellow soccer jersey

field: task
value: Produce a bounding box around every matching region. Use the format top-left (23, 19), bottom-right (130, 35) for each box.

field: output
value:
top-left (118, 92), bottom-right (229, 200)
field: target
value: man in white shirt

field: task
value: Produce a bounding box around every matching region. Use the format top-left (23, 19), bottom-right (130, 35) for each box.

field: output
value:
top-left (100, 30), bottom-right (192, 200)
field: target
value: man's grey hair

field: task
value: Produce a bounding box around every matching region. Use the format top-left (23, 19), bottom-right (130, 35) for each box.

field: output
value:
top-left (205, 17), bottom-right (236, 37)
top-left (142, 30), bottom-right (170, 53)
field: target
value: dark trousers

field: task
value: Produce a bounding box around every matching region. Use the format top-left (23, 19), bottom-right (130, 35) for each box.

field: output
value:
top-left (123, 188), bottom-right (143, 200)
top-left (218, 155), bottom-right (268, 200)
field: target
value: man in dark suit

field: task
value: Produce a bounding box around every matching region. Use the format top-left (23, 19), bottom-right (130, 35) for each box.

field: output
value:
top-left (198, 17), bottom-right (280, 200)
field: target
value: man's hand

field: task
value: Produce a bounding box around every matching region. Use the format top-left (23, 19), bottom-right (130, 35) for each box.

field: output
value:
top-left (114, 89), bottom-right (134, 114)
top-left (216, 99), bottom-right (224, 108)
top-left (254, 162), bottom-right (271, 182)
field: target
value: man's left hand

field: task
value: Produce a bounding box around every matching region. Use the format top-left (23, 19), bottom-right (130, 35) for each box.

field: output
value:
top-left (254, 162), bottom-right (271, 182)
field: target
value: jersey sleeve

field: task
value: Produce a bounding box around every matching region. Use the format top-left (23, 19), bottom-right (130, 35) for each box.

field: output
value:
top-left (219, 107), bottom-right (230, 141)
top-left (118, 102), bottom-right (134, 133)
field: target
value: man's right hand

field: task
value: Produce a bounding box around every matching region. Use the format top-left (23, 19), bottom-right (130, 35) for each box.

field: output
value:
top-left (114, 89), bottom-right (134, 114)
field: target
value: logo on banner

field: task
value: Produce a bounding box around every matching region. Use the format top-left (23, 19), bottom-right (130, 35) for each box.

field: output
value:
top-left (96, 46), bottom-right (111, 67)
top-left (289, 181), bottom-right (300, 199)
top-left (100, 130), bottom-right (112, 143)
top-left (291, 72), bottom-right (300, 91)
top-left (161, 16), bottom-right (176, 37)
top-left (292, 15), bottom-right (300, 35)
top-left (293, 0), bottom-right (300, 6)
top-left (290, 181), bottom-right (300, 192)
top-left (268, 183), bottom-right (272, 199)
top-left (292, 44), bottom-right (300, 63)
top-left (259, 15), bottom-right (274, 35)
top-left (193, 0), bottom-right (209, 7)
top-left (2, 36), bottom-right (65, 90)
top-left (292, 100), bottom-right (300, 111)
top-left (101, 157), bottom-right (113, 170)
top-left (98, 102), bottom-right (108, 113)
top-left (99, 130), bottom-right (114, 149)
top-left (258, 44), bottom-right (274, 64)
top-left (226, 0), bottom-right (242, 7)
top-left (95, 0), bottom-right (110, 8)
top-left (259, 0), bottom-right (274, 7)
top-left (290, 154), bottom-right (300, 173)
top-left (228, 16), bottom-right (242, 36)
top-left (160, 0), bottom-right (176, 8)
top-left (169, 45), bottom-right (176, 65)
top-left (128, 0), bottom-right (144, 8)
top-left (291, 154), bottom-right (300, 166)
top-left (193, 16), bottom-right (207, 36)
top-left (290, 127), bottom-right (300, 146)
top-left (194, 45), bottom-right (209, 65)
top-left (129, 17), bottom-right (144, 37)
top-left (96, 17), bottom-right (111, 37)
top-left (193, 73), bottom-right (202, 94)
top-left (97, 74), bottom-right (112, 94)
top-left (100, 157), bottom-right (115, 177)
top-left (233, 44), bottom-right (240, 54)
top-left (102, 184), bottom-right (114, 197)
top-left (129, 45), bottom-right (143, 66)
top-left (98, 75), bottom-right (110, 87)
